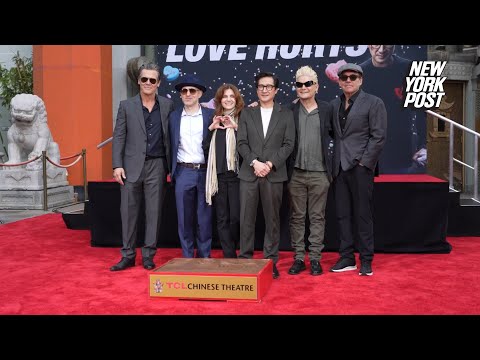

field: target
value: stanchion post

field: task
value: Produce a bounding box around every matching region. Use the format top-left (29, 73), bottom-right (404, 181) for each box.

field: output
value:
top-left (42, 151), bottom-right (48, 211)
top-left (82, 148), bottom-right (88, 201)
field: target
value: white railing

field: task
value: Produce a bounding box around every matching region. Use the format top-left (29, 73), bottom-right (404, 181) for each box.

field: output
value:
top-left (426, 110), bottom-right (480, 203)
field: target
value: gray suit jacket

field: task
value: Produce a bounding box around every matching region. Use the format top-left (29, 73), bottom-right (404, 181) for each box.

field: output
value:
top-left (112, 94), bottom-right (174, 183)
top-left (330, 90), bottom-right (387, 177)
top-left (237, 102), bottom-right (295, 183)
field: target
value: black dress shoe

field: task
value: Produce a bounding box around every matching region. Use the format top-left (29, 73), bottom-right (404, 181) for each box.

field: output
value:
top-left (143, 258), bottom-right (156, 270)
top-left (272, 264), bottom-right (279, 279)
top-left (288, 259), bottom-right (306, 275)
top-left (310, 260), bottom-right (323, 276)
top-left (110, 257), bottom-right (135, 271)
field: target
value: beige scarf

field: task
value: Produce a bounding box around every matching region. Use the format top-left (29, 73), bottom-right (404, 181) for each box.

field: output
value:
top-left (206, 111), bottom-right (238, 205)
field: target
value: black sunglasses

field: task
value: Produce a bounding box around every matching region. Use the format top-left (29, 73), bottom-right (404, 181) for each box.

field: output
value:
top-left (140, 77), bottom-right (158, 85)
top-left (295, 80), bottom-right (317, 88)
top-left (339, 74), bottom-right (361, 82)
top-left (180, 88), bottom-right (199, 95)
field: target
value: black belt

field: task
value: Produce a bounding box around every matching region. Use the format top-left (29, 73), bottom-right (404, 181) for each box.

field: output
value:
top-left (145, 156), bottom-right (164, 161)
top-left (178, 162), bottom-right (206, 169)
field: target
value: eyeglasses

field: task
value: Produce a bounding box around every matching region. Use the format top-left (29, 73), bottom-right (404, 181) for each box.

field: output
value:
top-left (339, 74), bottom-right (361, 82)
top-left (371, 45), bottom-right (394, 50)
top-left (295, 81), bottom-right (317, 88)
top-left (180, 88), bottom-right (199, 95)
top-left (140, 77), bottom-right (158, 85)
top-left (256, 84), bottom-right (275, 91)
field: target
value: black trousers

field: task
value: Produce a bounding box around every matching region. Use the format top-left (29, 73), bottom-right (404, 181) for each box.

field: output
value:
top-left (213, 171), bottom-right (240, 258)
top-left (334, 165), bottom-right (374, 263)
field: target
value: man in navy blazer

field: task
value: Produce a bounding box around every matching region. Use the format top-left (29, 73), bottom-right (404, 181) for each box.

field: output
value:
top-left (169, 74), bottom-right (214, 258)
top-left (111, 62), bottom-right (174, 271)
top-left (329, 63), bottom-right (387, 276)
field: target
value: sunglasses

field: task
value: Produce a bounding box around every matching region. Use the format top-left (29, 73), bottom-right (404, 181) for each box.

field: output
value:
top-left (339, 74), bottom-right (361, 82)
top-left (180, 88), bottom-right (199, 95)
top-left (295, 80), bottom-right (317, 88)
top-left (140, 77), bottom-right (158, 85)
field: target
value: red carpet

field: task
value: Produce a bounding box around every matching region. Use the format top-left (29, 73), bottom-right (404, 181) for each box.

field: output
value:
top-left (1, 213), bottom-right (479, 315)
top-left (375, 174), bottom-right (446, 182)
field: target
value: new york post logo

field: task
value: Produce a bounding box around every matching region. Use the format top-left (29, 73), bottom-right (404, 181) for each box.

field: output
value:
top-left (403, 61), bottom-right (446, 109)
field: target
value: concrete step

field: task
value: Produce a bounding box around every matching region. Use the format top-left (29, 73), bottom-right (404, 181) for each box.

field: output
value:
top-left (459, 197), bottom-right (480, 206)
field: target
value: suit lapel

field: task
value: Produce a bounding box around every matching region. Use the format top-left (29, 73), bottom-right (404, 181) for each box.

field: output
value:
top-left (252, 107), bottom-right (265, 141)
top-left (293, 103), bottom-right (300, 133)
top-left (202, 108), bottom-right (210, 139)
top-left (264, 103), bottom-right (281, 143)
top-left (172, 109), bottom-right (181, 152)
top-left (343, 90), bottom-right (366, 134)
top-left (316, 100), bottom-right (325, 133)
top-left (133, 95), bottom-right (146, 135)
top-left (157, 96), bottom-right (168, 137)
top-left (333, 98), bottom-right (342, 134)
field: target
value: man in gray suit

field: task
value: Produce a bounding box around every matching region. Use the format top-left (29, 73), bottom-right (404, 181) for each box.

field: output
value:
top-left (237, 72), bottom-right (295, 279)
top-left (329, 63), bottom-right (387, 276)
top-left (110, 63), bottom-right (174, 271)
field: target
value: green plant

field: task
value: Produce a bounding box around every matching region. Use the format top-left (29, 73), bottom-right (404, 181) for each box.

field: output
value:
top-left (0, 51), bottom-right (33, 108)
top-left (0, 51), bottom-right (33, 158)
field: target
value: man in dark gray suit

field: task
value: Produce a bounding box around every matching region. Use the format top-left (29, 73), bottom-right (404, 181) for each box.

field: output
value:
top-left (329, 63), bottom-right (387, 276)
top-left (110, 63), bottom-right (174, 271)
top-left (237, 72), bottom-right (295, 279)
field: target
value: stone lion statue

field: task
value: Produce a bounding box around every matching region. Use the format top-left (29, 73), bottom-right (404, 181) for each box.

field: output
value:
top-left (4, 94), bottom-right (60, 171)
top-left (126, 56), bottom-right (150, 84)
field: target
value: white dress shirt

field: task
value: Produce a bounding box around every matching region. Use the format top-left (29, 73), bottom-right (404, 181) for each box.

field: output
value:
top-left (260, 106), bottom-right (273, 137)
top-left (177, 107), bottom-right (205, 164)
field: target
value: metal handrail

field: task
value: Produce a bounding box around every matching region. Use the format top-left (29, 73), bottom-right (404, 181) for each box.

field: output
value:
top-left (426, 110), bottom-right (480, 201)
top-left (97, 137), bottom-right (112, 149)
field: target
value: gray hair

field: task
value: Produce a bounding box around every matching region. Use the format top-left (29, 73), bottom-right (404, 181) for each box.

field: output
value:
top-left (138, 62), bottom-right (161, 80)
top-left (295, 65), bottom-right (318, 83)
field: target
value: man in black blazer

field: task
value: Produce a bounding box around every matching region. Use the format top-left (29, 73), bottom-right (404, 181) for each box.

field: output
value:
top-left (286, 66), bottom-right (333, 277)
top-left (237, 72), bottom-right (295, 279)
top-left (329, 63), bottom-right (387, 276)
top-left (111, 62), bottom-right (174, 271)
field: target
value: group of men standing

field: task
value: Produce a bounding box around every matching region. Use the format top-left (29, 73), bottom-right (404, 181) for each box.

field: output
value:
top-left (110, 60), bottom-right (387, 279)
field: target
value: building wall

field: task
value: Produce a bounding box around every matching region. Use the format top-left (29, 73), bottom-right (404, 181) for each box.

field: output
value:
top-left (0, 45), bottom-right (33, 159)
top-left (112, 45), bottom-right (141, 130)
top-left (33, 45), bottom-right (113, 184)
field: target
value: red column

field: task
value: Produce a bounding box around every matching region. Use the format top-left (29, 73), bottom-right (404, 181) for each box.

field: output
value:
top-left (33, 45), bottom-right (113, 184)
